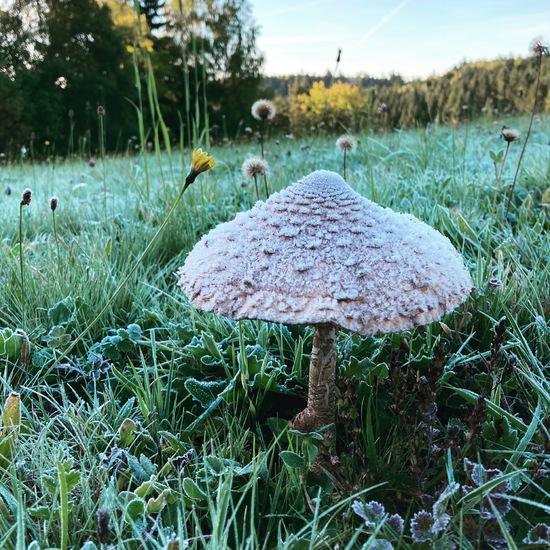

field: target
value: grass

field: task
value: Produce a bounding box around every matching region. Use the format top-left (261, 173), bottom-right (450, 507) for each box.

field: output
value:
top-left (0, 116), bottom-right (549, 548)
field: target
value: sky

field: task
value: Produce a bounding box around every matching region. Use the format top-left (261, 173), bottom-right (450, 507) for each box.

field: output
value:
top-left (249, 0), bottom-right (550, 80)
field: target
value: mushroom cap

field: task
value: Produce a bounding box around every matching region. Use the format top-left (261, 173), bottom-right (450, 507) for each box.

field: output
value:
top-left (178, 170), bottom-right (472, 335)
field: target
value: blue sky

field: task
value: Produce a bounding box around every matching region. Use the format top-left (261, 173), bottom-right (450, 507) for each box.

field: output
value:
top-left (249, 0), bottom-right (549, 79)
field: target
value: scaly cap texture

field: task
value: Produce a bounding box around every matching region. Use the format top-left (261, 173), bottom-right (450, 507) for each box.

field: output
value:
top-left (178, 170), bottom-right (472, 335)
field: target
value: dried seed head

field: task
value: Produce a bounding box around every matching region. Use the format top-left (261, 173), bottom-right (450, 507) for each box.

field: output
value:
top-left (16, 329), bottom-right (30, 366)
top-left (336, 135), bottom-right (357, 153)
top-left (251, 99), bottom-right (276, 121)
top-left (97, 105), bottom-right (106, 116)
top-left (20, 188), bottom-right (32, 206)
top-left (531, 39), bottom-right (549, 56)
top-left (501, 127), bottom-right (519, 143)
top-left (242, 157), bottom-right (268, 179)
top-left (96, 508), bottom-right (111, 544)
top-left (50, 196), bottom-right (58, 211)
top-left (68, 109), bottom-right (74, 119)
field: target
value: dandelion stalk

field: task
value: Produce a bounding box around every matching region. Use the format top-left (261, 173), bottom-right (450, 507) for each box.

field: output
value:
top-left (336, 135), bottom-right (357, 181)
top-left (97, 106), bottom-right (108, 220)
top-left (50, 197), bottom-right (61, 284)
top-left (251, 99), bottom-right (276, 196)
top-left (52, 149), bottom-right (216, 367)
top-left (68, 109), bottom-right (75, 157)
top-left (505, 41), bottom-right (548, 217)
top-left (18, 189), bottom-right (32, 329)
top-left (242, 157), bottom-right (268, 201)
top-left (487, 128), bottom-right (518, 255)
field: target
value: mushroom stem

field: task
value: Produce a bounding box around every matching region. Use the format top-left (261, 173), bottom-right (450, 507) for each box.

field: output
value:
top-left (293, 323), bottom-right (338, 469)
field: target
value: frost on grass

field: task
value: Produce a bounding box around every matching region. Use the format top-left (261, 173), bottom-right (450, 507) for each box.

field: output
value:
top-left (178, 170), bottom-right (472, 334)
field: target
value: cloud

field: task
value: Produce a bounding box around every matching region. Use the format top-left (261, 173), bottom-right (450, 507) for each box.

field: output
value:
top-left (354, 0), bottom-right (411, 47)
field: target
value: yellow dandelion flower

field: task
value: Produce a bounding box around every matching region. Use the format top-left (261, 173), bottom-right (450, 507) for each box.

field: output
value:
top-left (185, 148), bottom-right (217, 186)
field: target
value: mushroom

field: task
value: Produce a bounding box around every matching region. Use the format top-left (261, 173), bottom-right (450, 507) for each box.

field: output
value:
top-left (177, 170), bottom-right (472, 469)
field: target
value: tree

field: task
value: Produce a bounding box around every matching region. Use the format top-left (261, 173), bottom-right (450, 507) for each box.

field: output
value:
top-left (164, 0), bottom-right (264, 139)
top-left (37, 0), bottom-right (135, 152)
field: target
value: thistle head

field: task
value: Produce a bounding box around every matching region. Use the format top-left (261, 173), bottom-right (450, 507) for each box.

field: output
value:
top-left (242, 157), bottom-right (268, 179)
top-left (251, 99), bottom-right (276, 121)
top-left (336, 134), bottom-right (357, 153)
top-left (20, 188), bottom-right (32, 206)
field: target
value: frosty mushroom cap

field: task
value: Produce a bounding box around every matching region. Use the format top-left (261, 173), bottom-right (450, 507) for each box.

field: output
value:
top-left (178, 170), bottom-right (472, 335)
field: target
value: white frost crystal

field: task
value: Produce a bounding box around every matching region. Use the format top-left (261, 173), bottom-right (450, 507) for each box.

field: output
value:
top-left (178, 170), bottom-right (472, 335)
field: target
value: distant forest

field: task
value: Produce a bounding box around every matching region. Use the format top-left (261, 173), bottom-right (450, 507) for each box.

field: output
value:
top-left (263, 55), bottom-right (549, 135)
top-left (0, 0), bottom-right (547, 156)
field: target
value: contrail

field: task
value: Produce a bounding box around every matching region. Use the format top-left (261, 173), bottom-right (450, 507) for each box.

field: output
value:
top-left (355, 0), bottom-right (410, 47)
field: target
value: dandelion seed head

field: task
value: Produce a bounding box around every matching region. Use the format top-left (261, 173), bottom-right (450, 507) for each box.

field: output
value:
top-left (501, 127), bottom-right (519, 143)
top-left (97, 105), bottom-right (106, 116)
top-left (20, 188), bottom-right (32, 206)
top-left (336, 135), bottom-right (357, 153)
top-left (251, 99), bottom-right (276, 121)
top-left (531, 39), bottom-right (549, 56)
top-left (242, 157), bottom-right (268, 179)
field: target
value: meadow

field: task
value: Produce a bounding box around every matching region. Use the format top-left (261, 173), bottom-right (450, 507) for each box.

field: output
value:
top-left (0, 116), bottom-right (549, 548)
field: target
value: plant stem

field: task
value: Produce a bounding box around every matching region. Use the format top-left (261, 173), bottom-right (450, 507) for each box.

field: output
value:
top-left (263, 173), bottom-right (269, 199)
top-left (57, 460), bottom-right (69, 550)
top-left (486, 141), bottom-right (510, 258)
top-left (505, 53), bottom-right (543, 216)
top-left (253, 175), bottom-right (260, 200)
top-left (18, 204), bottom-right (25, 329)
top-left (343, 150), bottom-right (347, 180)
top-left (52, 210), bottom-right (61, 286)
top-left (259, 118), bottom-right (266, 158)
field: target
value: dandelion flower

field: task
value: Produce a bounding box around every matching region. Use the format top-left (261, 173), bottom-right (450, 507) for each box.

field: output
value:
top-left (336, 135), bottom-right (357, 152)
top-left (190, 148), bottom-right (216, 175)
top-left (20, 188), bottom-right (32, 206)
top-left (501, 127), bottom-right (519, 143)
top-left (185, 148), bottom-right (217, 186)
top-left (242, 157), bottom-right (268, 179)
top-left (251, 99), bottom-right (276, 121)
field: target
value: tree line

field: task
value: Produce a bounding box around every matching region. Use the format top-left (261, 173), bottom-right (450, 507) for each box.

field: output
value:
top-left (0, 0), bottom-right (547, 157)
top-left (270, 56), bottom-right (549, 135)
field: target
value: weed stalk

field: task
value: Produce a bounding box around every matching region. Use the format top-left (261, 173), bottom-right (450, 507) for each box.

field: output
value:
top-left (505, 43), bottom-right (547, 216)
